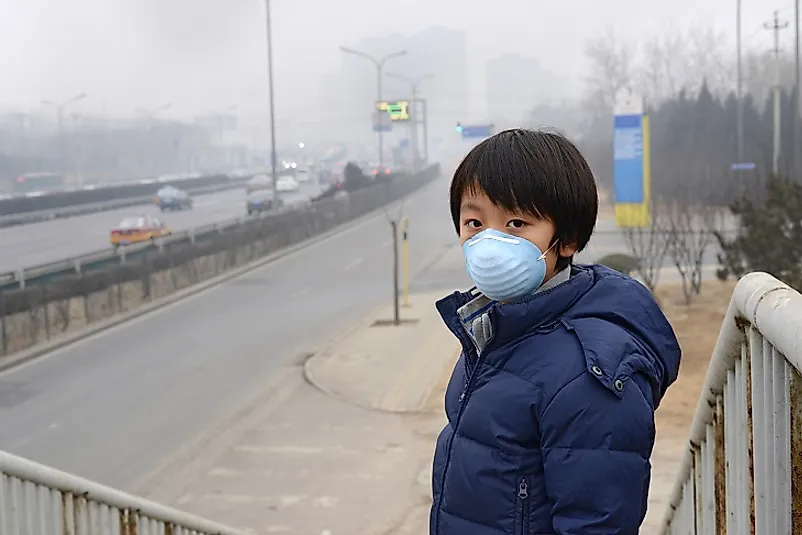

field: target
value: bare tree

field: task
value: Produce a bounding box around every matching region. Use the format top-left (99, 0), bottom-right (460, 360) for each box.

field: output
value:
top-left (621, 201), bottom-right (670, 292)
top-left (636, 24), bottom-right (732, 103)
top-left (638, 27), bottom-right (685, 102)
top-left (663, 172), bottom-right (728, 304)
top-left (583, 29), bottom-right (636, 116)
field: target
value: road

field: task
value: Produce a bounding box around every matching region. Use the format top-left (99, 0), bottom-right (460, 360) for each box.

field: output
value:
top-left (0, 170), bottom-right (724, 495)
top-left (0, 174), bottom-right (461, 491)
top-left (0, 183), bottom-right (323, 274)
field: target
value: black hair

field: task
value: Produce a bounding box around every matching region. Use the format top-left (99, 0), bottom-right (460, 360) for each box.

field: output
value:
top-left (449, 128), bottom-right (598, 270)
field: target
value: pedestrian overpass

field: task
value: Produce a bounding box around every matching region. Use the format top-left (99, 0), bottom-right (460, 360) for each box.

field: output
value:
top-left (0, 271), bottom-right (799, 535)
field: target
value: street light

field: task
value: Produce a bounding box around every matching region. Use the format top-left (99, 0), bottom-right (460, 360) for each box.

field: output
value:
top-left (135, 103), bottom-right (172, 176)
top-left (385, 73), bottom-right (433, 170)
top-left (338, 46), bottom-right (407, 168)
top-left (41, 93), bottom-right (87, 177)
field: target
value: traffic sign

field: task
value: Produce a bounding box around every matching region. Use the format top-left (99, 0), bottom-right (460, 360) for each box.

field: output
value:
top-left (460, 125), bottom-right (493, 139)
top-left (731, 162), bottom-right (756, 171)
top-left (376, 100), bottom-right (410, 122)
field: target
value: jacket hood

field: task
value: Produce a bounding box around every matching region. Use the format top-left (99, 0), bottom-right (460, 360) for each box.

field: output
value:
top-left (437, 264), bottom-right (682, 405)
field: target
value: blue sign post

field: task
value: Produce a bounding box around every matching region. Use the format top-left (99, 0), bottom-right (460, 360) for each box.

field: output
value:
top-left (613, 93), bottom-right (650, 228)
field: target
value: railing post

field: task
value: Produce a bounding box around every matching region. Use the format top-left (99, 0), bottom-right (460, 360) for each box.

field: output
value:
top-left (791, 367), bottom-right (802, 534)
top-left (713, 397), bottom-right (727, 534)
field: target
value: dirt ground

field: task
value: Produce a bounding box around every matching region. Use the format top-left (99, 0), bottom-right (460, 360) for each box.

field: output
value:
top-left (653, 279), bottom-right (737, 442)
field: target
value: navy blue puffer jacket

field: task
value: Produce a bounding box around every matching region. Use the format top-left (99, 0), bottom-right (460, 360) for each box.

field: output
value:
top-left (429, 265), bottom-right (681, 535)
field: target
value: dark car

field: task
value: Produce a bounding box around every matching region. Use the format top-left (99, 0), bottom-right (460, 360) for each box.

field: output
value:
top-left (154, 185), bottom-right (192, 211)
top-left (247, 189), bottom-right (282, 214)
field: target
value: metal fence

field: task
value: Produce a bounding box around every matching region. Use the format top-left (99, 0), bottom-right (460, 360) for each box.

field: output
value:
top-left (660, 271), bottom-right (802, 534)
top-left (0, 449), bottom-right (245, 535)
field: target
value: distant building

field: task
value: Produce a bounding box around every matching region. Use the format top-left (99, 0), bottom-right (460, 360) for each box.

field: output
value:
top-left (486, 54), bottom-right (564, 131)
top-left (318, 26), bottom-right (469, 161)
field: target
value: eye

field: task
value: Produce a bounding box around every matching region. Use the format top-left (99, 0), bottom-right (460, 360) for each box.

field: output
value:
top-left (464, 219), bottom-right (482, 229)
top-left (506, 219), bottom-right (527, 229)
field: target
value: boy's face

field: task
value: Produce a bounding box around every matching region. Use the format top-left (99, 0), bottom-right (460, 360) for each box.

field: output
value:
top-left (458, 187), bottom-right (578, 282)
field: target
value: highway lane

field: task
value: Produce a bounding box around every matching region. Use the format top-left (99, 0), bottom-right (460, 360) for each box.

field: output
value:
top-left (0, 183), bottom-right (323, 274)
top-left (0, 175), bottom-right (460, 491)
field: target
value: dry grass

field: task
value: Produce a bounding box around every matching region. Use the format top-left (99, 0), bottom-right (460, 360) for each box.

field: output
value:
top-left (653, 279), bottom-right (737, 443)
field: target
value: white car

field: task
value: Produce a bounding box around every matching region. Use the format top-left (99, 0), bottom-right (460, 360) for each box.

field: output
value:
top-left (295, 168), bottom-right (311, 183)
top-left (276, 175), bottom-right (300, 193)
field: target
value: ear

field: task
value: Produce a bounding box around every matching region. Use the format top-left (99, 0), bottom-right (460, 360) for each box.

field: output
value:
top-left (558, 241), bottom-right (578, 258)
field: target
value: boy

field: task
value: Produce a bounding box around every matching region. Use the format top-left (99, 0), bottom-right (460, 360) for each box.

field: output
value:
top-left (430, 129), bottom-right (681, 535)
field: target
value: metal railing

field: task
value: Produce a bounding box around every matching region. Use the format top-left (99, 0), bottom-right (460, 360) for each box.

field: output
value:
top-left (0, 449), bottom-right (245, 535)
top-left (660, 271), bottom-right (802, 534)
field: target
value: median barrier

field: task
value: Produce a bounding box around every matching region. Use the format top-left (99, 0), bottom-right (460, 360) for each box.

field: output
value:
top-left (0, 164), bottom-right (441, 357)
top-left (0, 180), bottom-right (251, 228)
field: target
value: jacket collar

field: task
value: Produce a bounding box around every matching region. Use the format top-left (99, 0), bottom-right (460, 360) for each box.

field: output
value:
top-left (436, 265), bottom-right (596, 352)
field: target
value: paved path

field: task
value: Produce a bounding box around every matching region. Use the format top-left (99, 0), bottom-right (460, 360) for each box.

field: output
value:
top-left (141, 242), bottom-right (686, 534)
top-left (144, 290), bottom-right (461, 535)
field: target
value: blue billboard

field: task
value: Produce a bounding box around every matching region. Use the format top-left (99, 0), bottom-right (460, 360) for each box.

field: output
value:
top-left (613, 114), bottom-right (644, 204)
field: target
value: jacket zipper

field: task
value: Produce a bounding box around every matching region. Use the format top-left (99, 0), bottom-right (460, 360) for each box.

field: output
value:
top-left (432, 342), bottom-right (484, 534)
top-left (517, 478), bottom-right (530, 535)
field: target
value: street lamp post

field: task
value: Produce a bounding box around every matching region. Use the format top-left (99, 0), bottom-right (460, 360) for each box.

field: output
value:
top-left (135, 103), bottom-right (172, 176)
top-left (385, 73), bottom-right (433, 171)
top-left (264, 0), bottom-right (279, 202)
top-left (41, 93), bottom-right (87, 178)
top-left (207, 105), bottom-right (237, 168)
top-left (338, 47), bottom-right (407, 168)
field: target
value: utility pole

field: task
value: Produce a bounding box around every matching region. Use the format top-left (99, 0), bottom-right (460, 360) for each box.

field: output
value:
top-left (736, 0), bottom-right (744, 164)
top-left (410, 84), bottom-right (419, 170)
top-left (765, 10), bottom-right (789, 175)
top-left (420, 98), bottom-right (429, 166)
top-left (265, 0), bottom-right (279, 203)
top-left (791, 0), bottom-right (802, 176)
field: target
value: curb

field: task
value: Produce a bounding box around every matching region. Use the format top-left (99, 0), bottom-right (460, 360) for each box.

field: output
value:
top-left (0, 176), bottom-right (444, 374)
top-left (302, 305), bottom-right (460, 416)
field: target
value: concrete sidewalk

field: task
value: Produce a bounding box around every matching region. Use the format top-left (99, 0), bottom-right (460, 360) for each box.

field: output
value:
top-left (145, 291), bottom-right (460, 535)
top-left (143, 238), bottom-right (685, 534)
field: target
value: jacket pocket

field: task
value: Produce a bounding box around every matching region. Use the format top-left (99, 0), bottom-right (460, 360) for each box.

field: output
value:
top-left (514, 476), bottom-right (531, 535)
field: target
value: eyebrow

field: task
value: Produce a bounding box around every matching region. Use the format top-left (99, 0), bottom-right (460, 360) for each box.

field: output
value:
top-left (460, 201), bottom-right (482, 212)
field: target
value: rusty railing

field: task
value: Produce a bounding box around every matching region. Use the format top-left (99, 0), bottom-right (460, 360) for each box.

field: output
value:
top-left (0, 449), bottom-right (245, 535)
top-left (660, 272), bottom-right (802, 534)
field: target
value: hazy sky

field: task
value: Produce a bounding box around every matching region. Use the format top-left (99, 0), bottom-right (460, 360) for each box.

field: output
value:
top-left (0, 0), bottom-right (791, 123)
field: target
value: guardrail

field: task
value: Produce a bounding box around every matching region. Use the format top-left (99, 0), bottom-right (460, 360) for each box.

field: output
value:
top-left (0, 203), bottom-right (298, 291)
top-left (0, 180), bottom-right (248, 228)
top-left (660, 272), bottom-right (802, 534)
top-left (0, 448), bottom-right (245, 535)
top-left (0, 167), bottom-right (436, 292)
top-left (0, 173), bottom-right (246, 216)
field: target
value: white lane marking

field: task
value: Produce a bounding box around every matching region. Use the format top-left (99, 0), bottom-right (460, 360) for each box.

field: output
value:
top-left (0, 181), bottom-right (436, 378)
top-left (292, 286), bottom-right (313, 297)
top-left (343, 257), bottom-right (363, 271)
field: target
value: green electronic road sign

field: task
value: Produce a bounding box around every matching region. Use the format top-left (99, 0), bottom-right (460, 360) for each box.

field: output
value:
top-left (376, 100), bottom-right (410, 122)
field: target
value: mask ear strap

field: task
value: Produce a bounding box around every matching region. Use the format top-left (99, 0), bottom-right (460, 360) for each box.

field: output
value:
top-left (537, 240), bottom-right (559, 261)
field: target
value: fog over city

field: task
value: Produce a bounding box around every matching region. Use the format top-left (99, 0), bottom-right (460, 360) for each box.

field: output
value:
top-left (2, 2), bottom-right (802, 534)
top-left (0, 0), bottom-right (779, 121)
